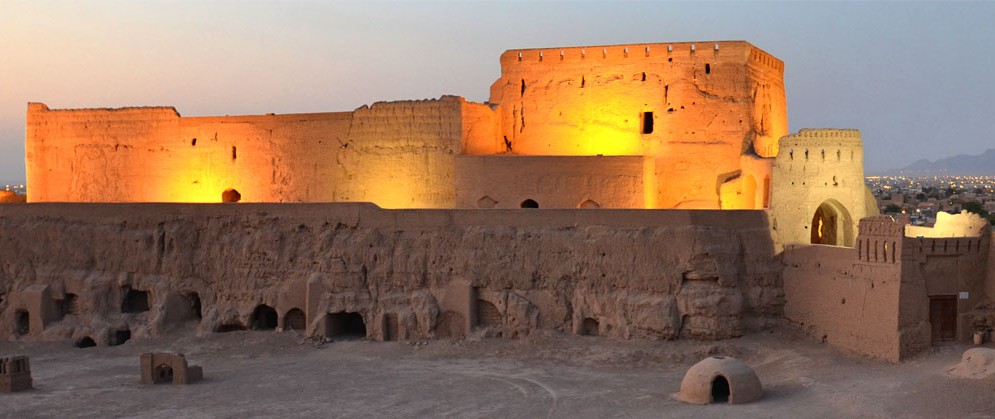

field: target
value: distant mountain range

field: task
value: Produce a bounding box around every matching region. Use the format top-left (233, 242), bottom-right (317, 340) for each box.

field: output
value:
top-left (883, 148), bottom-right (995, 176)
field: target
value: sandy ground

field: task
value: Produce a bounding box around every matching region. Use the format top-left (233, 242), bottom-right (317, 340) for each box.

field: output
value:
top-left (2, 326), bottom-right (994, 418)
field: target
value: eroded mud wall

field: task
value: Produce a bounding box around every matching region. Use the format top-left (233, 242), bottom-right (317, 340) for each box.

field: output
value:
top-left (782, 222), bottom-right (904, 362)
top-left (0, 204), bottom-right (781, 345)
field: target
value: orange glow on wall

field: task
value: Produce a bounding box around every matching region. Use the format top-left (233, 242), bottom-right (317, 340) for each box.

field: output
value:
top-left (154, 164), bottom-right (241, 203)
top-left (26, 42), bottom-right (787, 210)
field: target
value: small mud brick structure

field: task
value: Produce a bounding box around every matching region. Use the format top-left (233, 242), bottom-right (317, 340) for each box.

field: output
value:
top-left (140, 352), bottom-right (202, 385)
top-left (678, 356), bottom-right (762, 404)
top-left (0, 356), bottom-right (33, 393)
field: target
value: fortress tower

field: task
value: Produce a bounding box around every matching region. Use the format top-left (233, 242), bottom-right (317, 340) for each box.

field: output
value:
top-left (769, 129), bottom-right (876, 247)
top-left (483, 41), bottom-right (786, 209)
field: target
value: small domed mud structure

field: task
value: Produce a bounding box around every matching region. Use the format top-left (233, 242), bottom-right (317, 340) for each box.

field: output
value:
top-left (678, 356), bottom-right (763, 404)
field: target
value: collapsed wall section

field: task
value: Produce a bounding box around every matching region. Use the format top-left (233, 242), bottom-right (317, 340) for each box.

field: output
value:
top-left (0, 204), bottom-right (782, 344)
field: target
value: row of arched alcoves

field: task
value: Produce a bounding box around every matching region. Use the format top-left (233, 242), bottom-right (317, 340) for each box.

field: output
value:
top-left (477, 196), bottom-right (602, 209)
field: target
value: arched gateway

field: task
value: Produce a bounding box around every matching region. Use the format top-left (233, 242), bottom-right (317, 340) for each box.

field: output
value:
top-left (810, 199), bottom-right (854, 246)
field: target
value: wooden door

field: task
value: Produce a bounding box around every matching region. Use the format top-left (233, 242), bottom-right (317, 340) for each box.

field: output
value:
top-left (929, 296), bottom-right (958, 342)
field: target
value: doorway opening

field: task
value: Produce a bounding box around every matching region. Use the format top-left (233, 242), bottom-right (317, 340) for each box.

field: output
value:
top-left (326, 312), bottom-right (366, 339)
top-left (435, 311), bottom-right (465, 339)
top-left (929, 295), bottom-right (958, 342)
top-left (250, 305), bottom-right (278, 330)
top-left (283, 308), bottom-right (306, 331)
top-left (384, 313), bottom-right (399, 341)
top-left (111, 329), bottom-right (131, 346)
top-left (14, 310), bottom-right (29, 336)
top-left (520, 199), bottom-right (539, 208)
top-left (810, 199), bottom-right (853, 246)
top-left (476, 300), bottom-right (501, 328)
top-left (580, 317), bottom-right (600, 336)
top-left (121, 287), bottom-right (150, 313)
top-left (75, 336), bottom-right (97, 348)
top-left (711, 375), bottom-right (730, 403)
top-left (154, 364), bottom-right (174, 384)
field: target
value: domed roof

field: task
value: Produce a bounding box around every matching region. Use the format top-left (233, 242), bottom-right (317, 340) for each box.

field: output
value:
top-left (678, 356), bottom-right (763, 404)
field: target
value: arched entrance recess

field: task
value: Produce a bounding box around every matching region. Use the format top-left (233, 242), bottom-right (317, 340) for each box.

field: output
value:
top-left (742, 175), bottom-right (757, 209)
top-left (810, 199), bottom-right (854, 246)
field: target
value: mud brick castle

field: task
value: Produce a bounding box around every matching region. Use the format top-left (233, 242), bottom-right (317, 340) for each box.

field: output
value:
top-left (2, 41), bottom-right (992, 362)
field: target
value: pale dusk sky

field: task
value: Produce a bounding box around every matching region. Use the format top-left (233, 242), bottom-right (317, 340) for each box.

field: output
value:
top-left (2, 1), bottom-right (994, 181)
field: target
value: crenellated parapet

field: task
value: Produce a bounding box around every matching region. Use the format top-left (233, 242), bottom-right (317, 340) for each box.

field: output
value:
top-left (498, 41), bottom-right (783, 74)
top-left (855, 216), bottom-right (907, 264)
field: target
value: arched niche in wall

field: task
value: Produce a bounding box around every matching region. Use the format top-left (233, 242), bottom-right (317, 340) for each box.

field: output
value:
top-left (578, 199), bottom-right (601, 209)
top-left (810, 199), bottom-right (854, 247)
top-left (283, 308), bottom-right (306, 331)
top-left (222, 189), bottom-right (241, 203)
top-left (477, 196), bottom-right (497, 209)
top-left (520, 199), bottom-right (539, 208)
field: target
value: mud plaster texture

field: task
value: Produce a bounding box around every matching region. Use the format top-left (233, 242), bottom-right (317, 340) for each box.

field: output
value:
top-left (0, 203), bottom-right (783, 346)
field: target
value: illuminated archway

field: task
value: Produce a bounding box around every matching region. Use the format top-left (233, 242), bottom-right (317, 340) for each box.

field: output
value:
top-left (810, 199), bottom-right (854, 246)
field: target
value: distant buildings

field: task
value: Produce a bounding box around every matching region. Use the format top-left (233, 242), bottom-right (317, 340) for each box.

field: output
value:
top-left (868, 176), bottom-right (995, 226)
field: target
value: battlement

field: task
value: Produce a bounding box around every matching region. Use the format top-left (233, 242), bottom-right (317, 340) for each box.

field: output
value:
top-left (793, 128), bottom-right (862, 139)
top-left (499, 40), bottom-right (783, 74)
top-left (859, 216), bottom-right (907, 237)
top-left (855, 216), bottom-right (906, 264)
top-left (909, 236), bottom-right (988, 258)
top-left (776, 129), bottom-right (863, 164)
top-left (28, 102), bottom-right (181, 118)
top-left (779, 129), bottom-right (863, 149)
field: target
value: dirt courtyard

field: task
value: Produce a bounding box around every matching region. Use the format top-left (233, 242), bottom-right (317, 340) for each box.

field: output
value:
top-left (2, 325), bottom-right (994, 418)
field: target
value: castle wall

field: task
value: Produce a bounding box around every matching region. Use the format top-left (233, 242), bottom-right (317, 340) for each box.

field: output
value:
top-left (783, 243), bottom-right (903, 362)
top-left (784, 215), bottom-right (992, 362)
top-left (25, 41), bottom-right (788, 211)
top-left (0, 204), bottom-right (782, 345)
top-left (898, 234), bottom-right (990, 350)
top-left (26, 97), bottom-right (470, 208)
top-left (454, 155), bottom-right (646, 208)
top-left (488, 41), bottom-right (787, 209)
top-left (461, 101), bottom-right (502, 155)
top-left (333, 97), bottom-right (465, 208)
top-left (770, 129), bottom-right (874, 247)
top-left (718, 155), bottom-right (774, 210)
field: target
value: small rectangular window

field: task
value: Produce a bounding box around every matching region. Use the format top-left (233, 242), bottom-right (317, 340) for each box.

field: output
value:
top-left (641, 111), bottom-right (654, 134)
